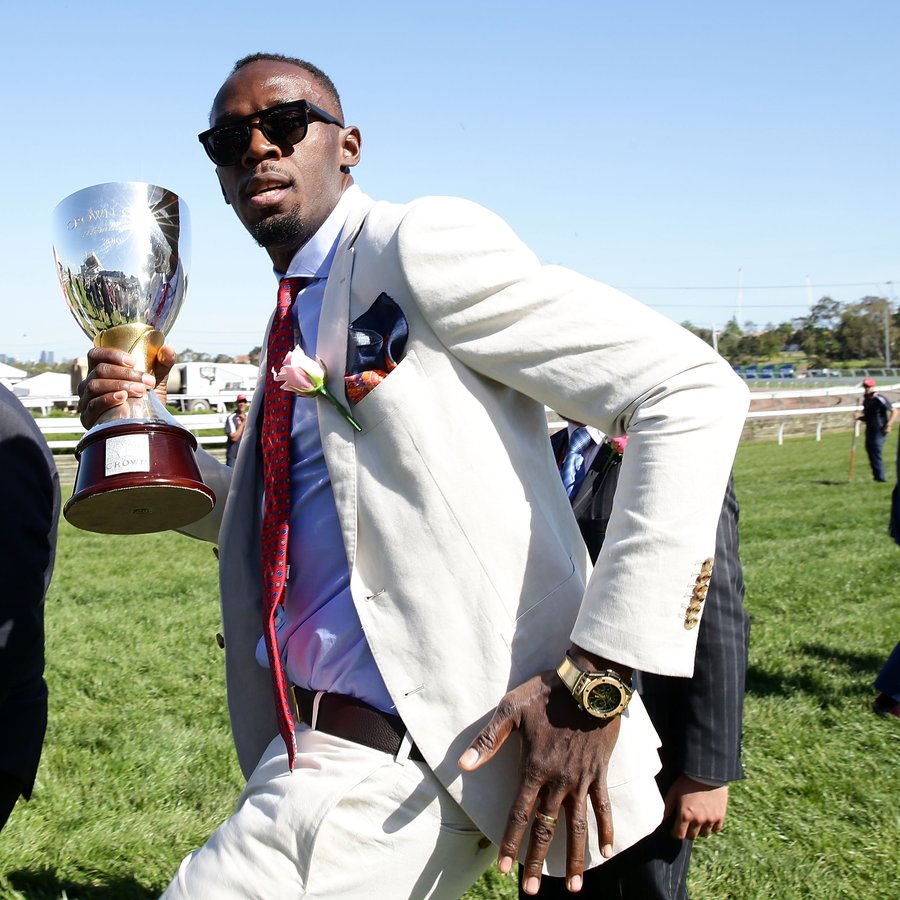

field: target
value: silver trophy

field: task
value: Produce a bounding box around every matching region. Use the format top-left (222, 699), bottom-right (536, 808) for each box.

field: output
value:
top-left (52, 182), bottom-right (215, 534)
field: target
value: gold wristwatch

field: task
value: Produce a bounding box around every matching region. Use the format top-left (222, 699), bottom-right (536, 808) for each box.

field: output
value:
top-left (557, 654), bottom-right (633, 720)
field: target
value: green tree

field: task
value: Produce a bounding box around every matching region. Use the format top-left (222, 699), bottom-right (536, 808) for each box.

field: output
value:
top-left (836, 296), bottom-right (892, 362)
top-left (715, 318), bottom-right (743, 361)
top-left (680, 321), bottom-right (714, 345)
top-left (792, 296), bottom-right (842, 364)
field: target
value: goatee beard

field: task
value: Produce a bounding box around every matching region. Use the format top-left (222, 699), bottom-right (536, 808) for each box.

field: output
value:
top-left (250, 211), bottom-right (307, 249)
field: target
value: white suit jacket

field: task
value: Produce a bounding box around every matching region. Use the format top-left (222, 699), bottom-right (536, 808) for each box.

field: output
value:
top-left (186, 192), bottom-right (749, 873)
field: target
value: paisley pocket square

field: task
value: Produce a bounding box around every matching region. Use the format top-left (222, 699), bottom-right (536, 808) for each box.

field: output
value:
top-left (345, 293), bottom-right (408, 404)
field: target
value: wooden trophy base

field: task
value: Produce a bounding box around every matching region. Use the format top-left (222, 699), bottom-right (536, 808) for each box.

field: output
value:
top-left (64, 421), bottom-right (216, 534)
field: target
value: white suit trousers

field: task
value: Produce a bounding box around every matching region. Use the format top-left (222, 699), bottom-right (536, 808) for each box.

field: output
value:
top-left (161, 724), bottom-right (494, 899)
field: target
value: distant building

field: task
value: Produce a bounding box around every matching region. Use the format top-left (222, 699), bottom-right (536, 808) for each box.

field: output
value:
top-left (13, 371), bottom-right (71, 397)
top-left (0, 361), bottom-right (28, 391)
top-left (39, 350), bottom-right (56, 365)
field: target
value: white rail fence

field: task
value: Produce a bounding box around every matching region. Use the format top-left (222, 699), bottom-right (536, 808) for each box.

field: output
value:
top-left (742, 382), bottom-right (898, 445)
top-left (35, 388), bottom-right (900, 453)
top-left (744, 405), bottom-right (859, 445)
top-left (549, 383), bottom-right (900, 446)
top-left (545, 406), bottom-right (864, 445)
top-left (35, 413), bottom-right (229, 451)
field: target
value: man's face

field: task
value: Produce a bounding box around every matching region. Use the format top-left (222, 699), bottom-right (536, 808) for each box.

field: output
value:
top-left (209, 60), bottom-right (360, 271)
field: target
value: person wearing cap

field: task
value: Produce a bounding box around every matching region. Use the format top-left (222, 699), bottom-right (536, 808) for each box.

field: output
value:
top-left (855, 378), bottom-right (897, 482)
top-left (224, 394), bottom-right (249, 467)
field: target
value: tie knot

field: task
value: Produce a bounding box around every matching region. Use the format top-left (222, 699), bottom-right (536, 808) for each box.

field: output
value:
top-left (568, 427), bottom-right (592, 455)
top-left (277, 277), bottom-right (307, 315)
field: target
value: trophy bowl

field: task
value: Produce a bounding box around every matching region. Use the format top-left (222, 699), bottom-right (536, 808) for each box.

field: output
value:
top-left (52, 182), bottom-right (215, 534)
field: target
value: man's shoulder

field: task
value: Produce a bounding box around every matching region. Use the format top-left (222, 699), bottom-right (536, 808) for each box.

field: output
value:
top-left (350, 195), bottom-right (515, 268)
top-left (361, 194), bottom-right (503, 236)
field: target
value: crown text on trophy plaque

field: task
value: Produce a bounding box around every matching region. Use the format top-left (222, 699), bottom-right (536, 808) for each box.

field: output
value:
top-left (53, 182), bottom-right (215, 534)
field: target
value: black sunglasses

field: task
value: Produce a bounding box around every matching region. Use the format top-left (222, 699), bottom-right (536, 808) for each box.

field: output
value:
top-left (198, 99), bottom-right (345, 166)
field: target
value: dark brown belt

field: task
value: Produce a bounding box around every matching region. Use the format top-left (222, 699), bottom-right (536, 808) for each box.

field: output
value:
top-left (293, 686), bottom-right (424, 762)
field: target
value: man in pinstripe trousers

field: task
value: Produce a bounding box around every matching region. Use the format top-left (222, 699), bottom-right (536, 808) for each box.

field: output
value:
top-left (525, 423), bottom-right (749, 899)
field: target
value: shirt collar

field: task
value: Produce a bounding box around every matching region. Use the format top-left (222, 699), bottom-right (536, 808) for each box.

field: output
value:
top-left (274, 184), bottom-right (362, 281)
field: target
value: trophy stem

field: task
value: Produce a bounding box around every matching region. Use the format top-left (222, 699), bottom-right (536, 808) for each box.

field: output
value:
top-left (95, 324), bottom-right (165, 374)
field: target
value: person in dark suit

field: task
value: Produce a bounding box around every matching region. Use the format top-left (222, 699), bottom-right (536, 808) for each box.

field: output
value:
top-left (523, 423), bottom-right (749, 899)
top-left (0, 385), bottom-right (60, 831)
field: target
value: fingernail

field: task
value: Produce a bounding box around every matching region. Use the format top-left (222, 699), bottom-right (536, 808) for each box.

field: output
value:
top-left (601, 843), bottom-right (613, 858)
top-left (141, 374), bottom-right (156, 386)
top-left (568, 875), bottom-right (582, 892)
top-left (458, 748), bottom-right (479, 768)
top-left (498, 855), bottom-right (513, 874)
top-left (524, 877), bottom-right (540, 894)
top-left (113, 391), bottom-right (127, 401)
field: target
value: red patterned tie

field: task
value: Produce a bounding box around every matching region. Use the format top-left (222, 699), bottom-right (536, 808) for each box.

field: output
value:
top-left (261, 276), bottom-right (306, 770)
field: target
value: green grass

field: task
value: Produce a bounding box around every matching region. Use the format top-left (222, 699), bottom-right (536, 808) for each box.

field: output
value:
top-left (1, 432), bottom-right (898, 899)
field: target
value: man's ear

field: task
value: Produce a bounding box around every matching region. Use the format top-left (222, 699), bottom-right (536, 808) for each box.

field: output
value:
top-left (340, 125), bottom-right (362, 173)
top-left (217, 172), bottom-right (231, 206)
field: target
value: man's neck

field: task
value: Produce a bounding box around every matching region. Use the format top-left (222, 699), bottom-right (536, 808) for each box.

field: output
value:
top-left (276, 185), bottom-right (362, 281)
top-left (265, 178), bottom-right (356, 272)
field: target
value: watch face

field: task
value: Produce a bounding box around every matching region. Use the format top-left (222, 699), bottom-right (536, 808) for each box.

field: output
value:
top-left (583, 677), bottom-right (628, 718)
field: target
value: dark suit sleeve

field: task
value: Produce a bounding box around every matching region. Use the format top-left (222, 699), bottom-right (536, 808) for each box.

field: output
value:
top-left (638, 475), bottom-right (749, 784)
top-left (575, 449), bottom-right (749, 786)
top-left (0, 391), bottom-right (60, 798)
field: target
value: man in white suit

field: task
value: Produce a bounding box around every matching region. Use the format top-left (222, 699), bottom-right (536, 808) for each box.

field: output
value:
top-left (79, 54), bottom-right (748, 898)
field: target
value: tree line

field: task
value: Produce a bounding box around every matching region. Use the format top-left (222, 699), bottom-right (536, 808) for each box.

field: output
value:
top-left (8, 297), bottom-right (897, 376)
top-left (682, 295), bottom-right (898, 367)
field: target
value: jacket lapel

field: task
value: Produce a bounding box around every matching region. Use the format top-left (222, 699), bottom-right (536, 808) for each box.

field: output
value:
top-left (315, 195), bottom-right (373, 569)
top-left (571, 442), bottom-right (616, 508)
top-left (553, 428), bottom-right (617, 507)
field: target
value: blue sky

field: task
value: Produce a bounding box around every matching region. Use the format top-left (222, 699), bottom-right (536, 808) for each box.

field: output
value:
top-left (3, 1), bottom-right (897, 361)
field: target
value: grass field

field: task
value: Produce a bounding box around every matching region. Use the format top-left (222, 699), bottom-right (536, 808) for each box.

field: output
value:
top-left (1, 432), bottom-right (898, 899)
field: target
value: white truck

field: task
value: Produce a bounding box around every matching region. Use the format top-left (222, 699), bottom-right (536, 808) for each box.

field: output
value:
top-left (165, 361), bottom-right (259, 412)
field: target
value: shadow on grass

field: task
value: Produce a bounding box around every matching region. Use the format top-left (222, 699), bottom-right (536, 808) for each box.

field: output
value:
top-left (6, 869), bottom-right (159, 899)
top-left (746, 643), bottom-right (885, 701)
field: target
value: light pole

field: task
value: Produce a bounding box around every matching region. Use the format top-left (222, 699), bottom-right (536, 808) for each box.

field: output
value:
top-left (886, 282), bottom-right (895, 369)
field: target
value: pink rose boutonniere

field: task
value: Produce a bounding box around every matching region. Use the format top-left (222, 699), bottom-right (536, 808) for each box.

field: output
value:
top-left (274, 346), bottom-right (361, 432)
top-left (597, 434), bottom-right (629, 478)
